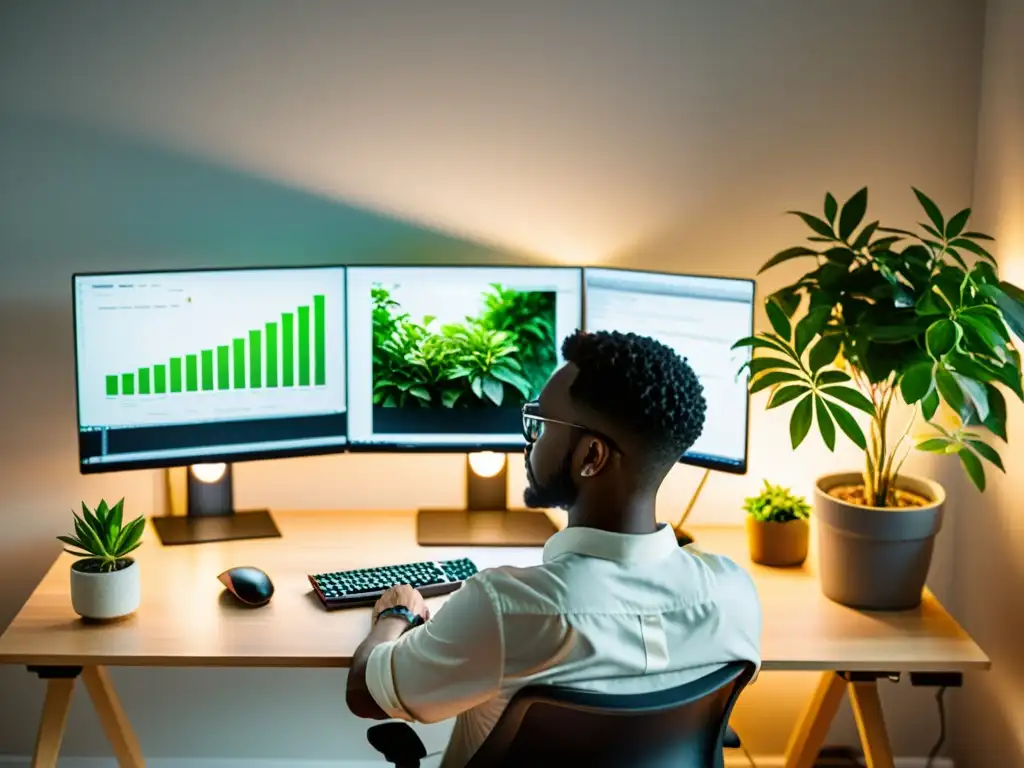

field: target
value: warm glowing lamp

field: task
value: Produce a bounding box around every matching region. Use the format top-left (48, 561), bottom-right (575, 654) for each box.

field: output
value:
top-left (152, 462), bottom-right (280, 546)
top-left (416, 451), bottom-right (557, 546)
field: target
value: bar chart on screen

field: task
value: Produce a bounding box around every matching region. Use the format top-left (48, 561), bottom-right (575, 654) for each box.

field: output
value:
top-left (75, 268), bottom-right (346, 430)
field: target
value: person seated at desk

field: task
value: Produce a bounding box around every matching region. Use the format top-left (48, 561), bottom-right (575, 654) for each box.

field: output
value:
top-left (346, 329), bottom-right (762, 767)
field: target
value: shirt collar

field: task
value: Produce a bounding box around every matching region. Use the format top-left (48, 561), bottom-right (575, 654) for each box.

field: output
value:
top-left (542, 523), bottom-right (679, 565)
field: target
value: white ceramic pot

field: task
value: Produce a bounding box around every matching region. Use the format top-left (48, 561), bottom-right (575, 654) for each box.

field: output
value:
top-left (70, 558), bottom-right (140, 620)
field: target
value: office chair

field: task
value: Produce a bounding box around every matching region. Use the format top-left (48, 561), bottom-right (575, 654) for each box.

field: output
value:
top-left (366, 660), bottom-right (754, 767)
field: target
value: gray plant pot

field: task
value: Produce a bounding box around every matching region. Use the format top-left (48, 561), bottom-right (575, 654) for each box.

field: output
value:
top-left (814, 472), bottom-right (944, 611)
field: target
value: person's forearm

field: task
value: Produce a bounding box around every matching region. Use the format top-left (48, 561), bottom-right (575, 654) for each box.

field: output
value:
top-left (346, 617), bottom-right (410, 719)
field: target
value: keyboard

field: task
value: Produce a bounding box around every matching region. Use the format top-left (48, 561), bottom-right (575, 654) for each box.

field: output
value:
top-left (308, 557), bottom-right (479, 610)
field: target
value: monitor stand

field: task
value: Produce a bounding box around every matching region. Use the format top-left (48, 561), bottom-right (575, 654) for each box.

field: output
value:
top-left (416, 453), bottom-right (557, 547)
top-left (151, 463), bottom-right (281, 546)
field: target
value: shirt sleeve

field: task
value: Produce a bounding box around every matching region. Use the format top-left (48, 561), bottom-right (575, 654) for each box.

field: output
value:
top-left (365, 575), bottom-right (504, 723)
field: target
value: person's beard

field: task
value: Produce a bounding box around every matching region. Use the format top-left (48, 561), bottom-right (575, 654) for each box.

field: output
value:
top-left (523, 447), bottom-right (578, 510)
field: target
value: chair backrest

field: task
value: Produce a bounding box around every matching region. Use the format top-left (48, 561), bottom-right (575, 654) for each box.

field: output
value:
top-left (465, 661), bottom-right (755, 768)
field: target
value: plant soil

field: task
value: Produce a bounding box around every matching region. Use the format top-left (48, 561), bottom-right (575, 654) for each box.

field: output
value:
top-left (71, 558), bottom-right (134, 574)
top-left (827, 484), bottom-right (929, 509)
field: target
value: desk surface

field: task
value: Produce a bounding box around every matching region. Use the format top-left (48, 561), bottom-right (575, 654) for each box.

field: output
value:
top-left (0, 510), bottom-right (990, 672)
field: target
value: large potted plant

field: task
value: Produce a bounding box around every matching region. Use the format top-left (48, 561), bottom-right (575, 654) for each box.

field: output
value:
top-left (58, 498), bottom-right (145, 620)
top-left (735, 187), bottom-right (1024, 609)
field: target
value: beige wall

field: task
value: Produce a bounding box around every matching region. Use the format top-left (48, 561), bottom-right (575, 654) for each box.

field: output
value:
top-left (952, 0), bottom-right (1024, 766)
top-left (0, 0), bottom-right (986, 762)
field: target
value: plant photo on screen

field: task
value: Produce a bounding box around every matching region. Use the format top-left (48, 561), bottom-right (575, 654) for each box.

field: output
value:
top-left (370, 282), bottom-right (557, 410)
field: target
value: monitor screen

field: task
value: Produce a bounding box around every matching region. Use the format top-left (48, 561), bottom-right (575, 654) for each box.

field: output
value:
top-left (583, 268), bottom-right (754, 473)
top-left (73, 266), bottom-right (348, 472)
top-left (346, 265), bottom-right (583, 450)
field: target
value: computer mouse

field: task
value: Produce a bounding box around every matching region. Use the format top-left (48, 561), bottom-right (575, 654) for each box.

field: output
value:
top-left (218, 566), bottom-right (274, 607)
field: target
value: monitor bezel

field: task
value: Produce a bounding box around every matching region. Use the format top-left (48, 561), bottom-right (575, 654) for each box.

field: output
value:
top-left (71, 264), bottom-right (350, 474)
top-left (343, 263), bottom-right (585, 454)
top-left (581, 266), bottom-right (755, 476)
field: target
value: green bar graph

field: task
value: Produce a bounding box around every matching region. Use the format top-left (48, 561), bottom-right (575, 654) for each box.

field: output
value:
top-left (266, 322), bottom-right (278, 388)
top-left (282, 312), bottom-right (294, 387)
top-left (103, 293), bottom-right (328, 396)
top-left (250, 330), bottom-right (262, 388)
top-left (217, 346), bottom-right (230, 390)
top-left (201, 350), bottom-right (214, 391)
top-left (298, 305), bottom-right (310, 386)
top-left (186, 354), bottom-right (198, 392)
top-left (233, 338), bottom-right (245, 388)
top-left (314, 294), bottom-right (326, 386)
top-left (170, 358), bottom-right (182, 393)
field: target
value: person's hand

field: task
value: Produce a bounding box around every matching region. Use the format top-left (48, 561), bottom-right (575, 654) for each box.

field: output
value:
top-left (372, 584), bottom-right (429, 627)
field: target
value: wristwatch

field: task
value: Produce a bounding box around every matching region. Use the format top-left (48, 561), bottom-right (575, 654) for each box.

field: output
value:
top-left (374, 605), bottom-right (425, 627)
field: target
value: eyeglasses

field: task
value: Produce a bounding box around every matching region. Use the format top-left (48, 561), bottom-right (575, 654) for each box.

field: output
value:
top-left (521, 400), bottom-right (621, 452)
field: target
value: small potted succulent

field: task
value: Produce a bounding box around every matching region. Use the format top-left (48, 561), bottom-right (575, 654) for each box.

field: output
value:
top-left (743, 480), bottom-right (811, 567)
top-left (58, 498), bottom-right (145, 620)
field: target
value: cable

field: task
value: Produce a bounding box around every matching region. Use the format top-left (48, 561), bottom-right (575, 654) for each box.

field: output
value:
top-left (740, 741), bottom-right (758, 767)
top-left (925, 686), bottom-right (947, 767)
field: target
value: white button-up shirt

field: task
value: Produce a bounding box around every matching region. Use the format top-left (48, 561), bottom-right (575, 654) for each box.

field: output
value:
top-left (366, 524), bottom-right (762, 767)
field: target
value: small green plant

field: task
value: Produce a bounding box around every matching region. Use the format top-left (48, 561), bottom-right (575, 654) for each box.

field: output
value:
top-left (743, 481), bottom-right (811, 523)
top-left (58, 498), bottom-right (145, 573)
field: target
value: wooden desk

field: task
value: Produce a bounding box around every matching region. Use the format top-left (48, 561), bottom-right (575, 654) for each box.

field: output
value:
top-left (0, 511), bottom-right (989, 768)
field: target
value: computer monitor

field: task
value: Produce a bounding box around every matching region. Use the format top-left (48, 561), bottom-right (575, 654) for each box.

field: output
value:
top-left (582, 267), bottom-right (754, 474)
top-left (345, 265), bottom-right (583, 545)
top-left (72, 265), bottom-right (348, 544)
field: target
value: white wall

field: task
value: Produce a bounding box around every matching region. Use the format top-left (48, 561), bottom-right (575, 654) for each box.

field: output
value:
top-left (0, 0), bottom-right (985, 762)
top-left (951, 0), bottom-right (1024, 765)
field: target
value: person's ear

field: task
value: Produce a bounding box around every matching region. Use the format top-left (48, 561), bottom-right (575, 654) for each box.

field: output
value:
top-left (578, 438), bottom-right (611, 477)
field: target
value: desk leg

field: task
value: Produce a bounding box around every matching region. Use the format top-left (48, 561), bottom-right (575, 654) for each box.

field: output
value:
top-left (82, 665), bottom-right (146, 767)
top-left (849, 681), bottom-right (895, 768)
top-left (782, 671), bottom-right (847, 768)
top-left (31, 677), bottom-right (77, 768)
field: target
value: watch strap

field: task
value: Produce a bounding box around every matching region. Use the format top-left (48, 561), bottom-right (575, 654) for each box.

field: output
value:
top-left (375, 605), bottom-right (424, 627)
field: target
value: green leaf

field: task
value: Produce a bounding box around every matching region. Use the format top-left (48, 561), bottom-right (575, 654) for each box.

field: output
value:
top-left (758, 246), bottom-right (819, 274)
top-left (822, 399), bottom-right (867, 449)
top-left (821, 385), bottom-right (876, 415)
top-left (917, 437), bottom-right (952, 453)
top-left (114, 517), bottom-right (145, 556)
top-left (471, 377), bottom-right (484, 399)
top-left (789, 395), bottom-right (814, 448)
top-left (851, 220), bottom-right (880, 251)
top-left (97, 499), bottom-right (110, 527)
top-left (110, 498), bottom-right (124, 533)
top-left (732, 334), bottom-right (794, 357)
top-left (921, 388), bottom-right (940, 420)
top-left (824, 192), bottom-right (837, 224)
top-left (900, 361), bottom-right (934, 403)
top-left (913, 188), bottom-right (945, 233)
top-left (982, 383), bottom-right (1007, 440)
top-left (408, 386), bottom-right (431, 401)
top-left (816, 370), bottom-right (852, 385)
top-left (954, 373), bottom-right (990, 422)
top-left (959, 447), bottom-right (986, 491)
top-left (441, 388), bottom-right (461, 407)
top-left (794, 307), bottom-right (830, 356)
top-left (935, 366), bottom-right (964, 413)
top-left (748, 357), bottom-right (802, 376)
top-left (765, 298), bottom-right (793, 340)
top-left (768, 384), bottom-right (811, 409)
top-left (945, 208), bottom-right (971, 239)
top-left (959, 314), bottom-right (1007, 350)
top-left (788, 211), bottom-right (836, 239)
top-left (961, 231), bottom-right (995, 240)
top-left (490, 366), bottom-right (533, 398)
top-left (926, 319), bottom-right (957, 358)
top-left (482, 376), bottom-right (504, 406)
top-left (808, 334), bottom-right (842, 372)
top-left (814, 396), bottom-right (836, 451)
top-left (967, 439), bottom-right (1004, 471)
top-left (57, 535), bottom-right (87, 550)
top-left (81, 502), bottom-right (101, 537)
top-left (837, 187), bottom-right (868, 241)
top-left (950, 238), bottom-right (996, 264)
top-left (749, 370), bottom-right (803, 393)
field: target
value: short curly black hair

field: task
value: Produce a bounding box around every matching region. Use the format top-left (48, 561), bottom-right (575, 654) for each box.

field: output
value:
top-left (561, 329), bottom-right (706, 468)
